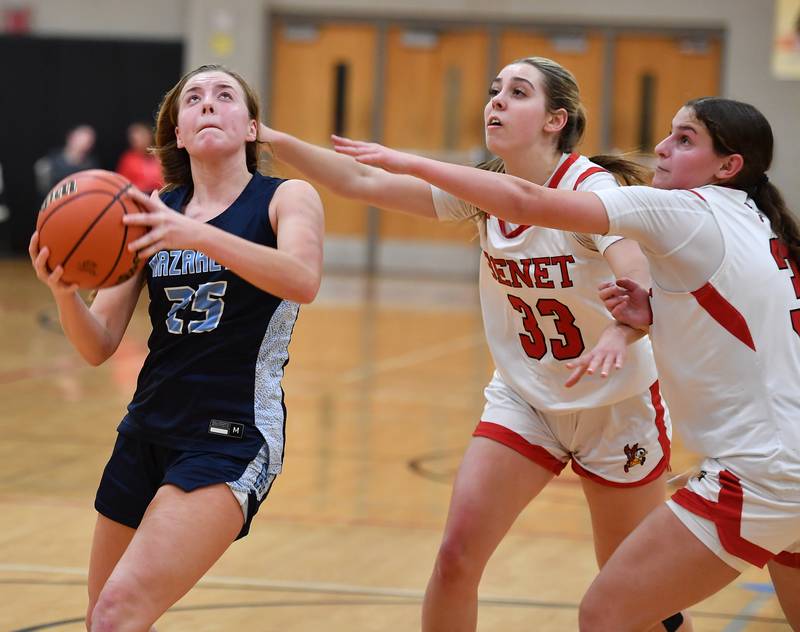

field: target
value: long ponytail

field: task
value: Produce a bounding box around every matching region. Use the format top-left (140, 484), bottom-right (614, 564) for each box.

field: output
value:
top-left (753, 182), bottom-right (800, 267)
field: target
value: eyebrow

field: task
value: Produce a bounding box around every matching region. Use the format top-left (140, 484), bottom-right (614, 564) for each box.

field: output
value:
top-left (491, 76), bottom-right (536, 90)
top-left (674, 124), bottom-right (698, 134)
top-left (183, 82), bottom-right (238, 95)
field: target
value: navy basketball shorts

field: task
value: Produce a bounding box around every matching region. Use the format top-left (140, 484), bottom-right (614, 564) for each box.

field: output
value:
top-left (95, 433), bottom-right (276, 539)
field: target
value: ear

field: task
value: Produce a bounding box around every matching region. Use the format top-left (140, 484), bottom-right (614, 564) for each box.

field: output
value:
top-left (716, 153), bottom-right (744, 182)
top-left (175, 126), bottom-right (184, 149)
top-left (246, 119), bottom-right (258, 143)
top-left (544, 108), bottom-right (568, 134)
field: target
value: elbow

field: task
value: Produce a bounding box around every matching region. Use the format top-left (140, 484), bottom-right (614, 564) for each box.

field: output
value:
top-left (288, 274), bottom-right (321, 305)
top-left (83, 350), bottom-right (110, 367)
top-left (81, 339), bottom-right (117, 367)
top-left (297, 281), bottom-right (321, 305)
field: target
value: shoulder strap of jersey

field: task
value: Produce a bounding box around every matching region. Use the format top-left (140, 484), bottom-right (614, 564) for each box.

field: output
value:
top-left (573, 166), bottom-right (608, 191)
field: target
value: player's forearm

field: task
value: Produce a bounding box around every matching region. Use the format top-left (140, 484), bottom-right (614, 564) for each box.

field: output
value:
top-left (271, 132), bottom-right (435, 217)
top-left (271, 131), bottom-right (380, 200)
top-left (53, 293), bottom-right (117, 365)
top-left (608, 321), bottom-right (646, 346)
top-left (196, 227), bottom-right (320, 304)
top-left (404, 155), bottom-right (544, 223)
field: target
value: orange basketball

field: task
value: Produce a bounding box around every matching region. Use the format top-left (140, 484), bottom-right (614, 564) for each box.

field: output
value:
top-left (36, 169), bottom-right (147, 289)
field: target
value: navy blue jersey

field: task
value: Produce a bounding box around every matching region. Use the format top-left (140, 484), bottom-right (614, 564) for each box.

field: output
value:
top-left (119, 173), bottom-right (297, 474)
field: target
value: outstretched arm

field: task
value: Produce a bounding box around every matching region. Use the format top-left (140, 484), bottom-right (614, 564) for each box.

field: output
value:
top-left (260, 125), bottom-right (436, 218)
top-left (333, 138), bottom-right (610, 234)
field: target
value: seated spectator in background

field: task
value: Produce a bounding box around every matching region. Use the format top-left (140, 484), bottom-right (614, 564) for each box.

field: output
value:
top-left (116, 122), bottom-right (162, 193)
top-left (34, 124), bottom-right (98, 198)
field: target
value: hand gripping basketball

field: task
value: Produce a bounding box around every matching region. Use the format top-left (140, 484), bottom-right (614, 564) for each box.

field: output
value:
top-left (34, 169), bottom-right (148, 289)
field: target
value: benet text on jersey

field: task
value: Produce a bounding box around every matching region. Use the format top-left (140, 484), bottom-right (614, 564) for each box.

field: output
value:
top-left (483, 252), bottom-right (576, 289)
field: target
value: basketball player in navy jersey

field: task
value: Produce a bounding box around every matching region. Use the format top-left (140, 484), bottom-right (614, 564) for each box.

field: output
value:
top-left (29, 64), bottom-right (323, 630)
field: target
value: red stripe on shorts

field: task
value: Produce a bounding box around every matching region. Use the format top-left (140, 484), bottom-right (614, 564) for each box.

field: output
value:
top-left (570, 382), bottom-right (670, 488)
top-left (671, 469), bottom-right (774, 567)
top-left (473, 421), bottom-right (566, 475)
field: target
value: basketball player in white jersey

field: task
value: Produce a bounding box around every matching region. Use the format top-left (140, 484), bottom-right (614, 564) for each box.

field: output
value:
top-left (261, 57), bottom-right (689, 631)
top-left (337, 96), bottom-right (800, 630)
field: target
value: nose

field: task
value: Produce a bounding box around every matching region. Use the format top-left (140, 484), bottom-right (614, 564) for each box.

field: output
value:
top-left (491, 93), bottom-right (505, 110)
top-left (201, 94), bottom-right (215, 115)
top-left (654, 136), bottom-right (669, 158)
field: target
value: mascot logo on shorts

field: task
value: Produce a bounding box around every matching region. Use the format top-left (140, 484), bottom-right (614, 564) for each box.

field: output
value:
top-left (623, 443), bottom-right (647, 473)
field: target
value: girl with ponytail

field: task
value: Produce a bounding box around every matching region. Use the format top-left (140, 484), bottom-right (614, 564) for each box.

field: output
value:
top-left (340, 96), bottom-right (800, 629)
top-left (260, 57), bottom-right (690, 631)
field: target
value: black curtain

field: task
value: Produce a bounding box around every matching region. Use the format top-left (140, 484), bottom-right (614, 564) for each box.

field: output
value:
top-left (0, 36), bottom-right (183, 255)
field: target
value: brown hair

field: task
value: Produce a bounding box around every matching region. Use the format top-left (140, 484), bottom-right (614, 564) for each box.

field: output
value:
top-left (153, 64), bottom-right (268, 193)
top-left (687, 96), bottom-right (800, 266)
top-left (478, 57), bottom-right (650, 186)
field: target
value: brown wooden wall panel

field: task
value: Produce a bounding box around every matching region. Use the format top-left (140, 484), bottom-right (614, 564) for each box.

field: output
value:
top-left (270, 22), bottom-right (377, 237)
top-left (612, 35), bottom-right (721, 153)
top-left (380, 28), bottom-right (488, 243)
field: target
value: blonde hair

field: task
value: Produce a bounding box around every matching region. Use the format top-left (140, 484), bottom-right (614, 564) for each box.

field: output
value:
top-left (472, 57), bottom-right (650, 222)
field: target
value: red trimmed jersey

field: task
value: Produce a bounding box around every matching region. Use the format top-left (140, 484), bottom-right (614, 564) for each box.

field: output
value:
top-left (432, 153), bottom-right (658, 413)
top-left (599, 184), bottom-right (800, 490)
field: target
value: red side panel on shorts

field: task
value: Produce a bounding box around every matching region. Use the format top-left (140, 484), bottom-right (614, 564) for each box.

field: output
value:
top-left (570, 382), bottom-right (670, 488)
top-left (690, 282), bottom-right (756, 351)
top-left (774, 550), bottom-right (800, 568)
top-left (671, 469), bottom-right (773, 568)
top-left (473, 421), bottom-right (567, 475)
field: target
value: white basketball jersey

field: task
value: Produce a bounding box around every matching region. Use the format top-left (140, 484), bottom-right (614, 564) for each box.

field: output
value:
top-left (602, 185), bottom-right (800, 487)
top-left (433, 153), bottom-right (657, 413)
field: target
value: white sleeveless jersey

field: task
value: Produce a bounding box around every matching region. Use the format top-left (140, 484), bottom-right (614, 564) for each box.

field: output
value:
top-left (432, 153), bottom-right (657, 413)
top-left (599, 185), bottom-right (800, 488)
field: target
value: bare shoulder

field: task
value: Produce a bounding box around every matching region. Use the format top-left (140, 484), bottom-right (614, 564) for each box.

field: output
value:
top-left (273, 178), bottom-right (321, 205)
top-left (268, 178), bottom-right (323, 231)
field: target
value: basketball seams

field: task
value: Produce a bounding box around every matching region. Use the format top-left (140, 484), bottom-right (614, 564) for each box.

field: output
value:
top-left (96, 194), bottom-right (140, 288)
top-left (37, 170), bottom-right (127, 227)
top-left (37, 170), bottom-right (146, 289)
top-left (60, 184), bottom-right (132, 271)
top-left (37, 189), bottom-right (117, 232)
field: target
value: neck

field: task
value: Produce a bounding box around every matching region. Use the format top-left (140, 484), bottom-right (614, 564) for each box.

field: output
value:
top-left (188, 153), bottom-right (252, 208)
top-left (501, 142), bottom-right (563, 185)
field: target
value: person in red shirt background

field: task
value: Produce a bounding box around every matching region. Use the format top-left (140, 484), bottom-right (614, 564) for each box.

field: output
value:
top-left (116, 122), bottom-right (163, 193)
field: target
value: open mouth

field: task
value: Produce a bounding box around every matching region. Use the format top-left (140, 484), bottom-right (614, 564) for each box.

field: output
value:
top-left (487, 116), bottom-right (502, 127)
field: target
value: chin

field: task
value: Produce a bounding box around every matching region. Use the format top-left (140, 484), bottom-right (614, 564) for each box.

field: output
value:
top-left (189, 140), bottom-right (235, 157)
top-left (651, 173), bottom-right (671, 190)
